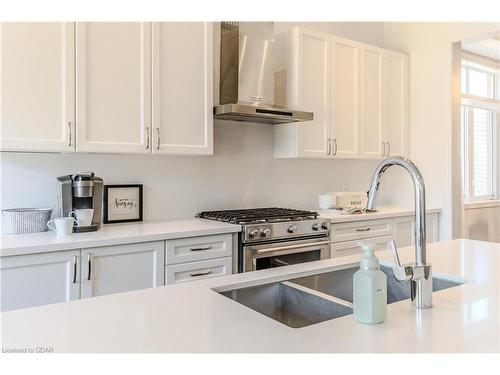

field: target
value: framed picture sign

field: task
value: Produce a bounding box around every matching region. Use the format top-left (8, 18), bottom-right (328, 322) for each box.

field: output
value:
top-left (103, 184), bottom-right (143, 224)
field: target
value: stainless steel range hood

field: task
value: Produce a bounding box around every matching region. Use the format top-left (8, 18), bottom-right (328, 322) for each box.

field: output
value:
top-left (214, 22), bottom-right (313, 124)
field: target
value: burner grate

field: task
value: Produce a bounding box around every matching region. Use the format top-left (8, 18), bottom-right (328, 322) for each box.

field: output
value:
top-left (197, 207), bottom-right (318, 224)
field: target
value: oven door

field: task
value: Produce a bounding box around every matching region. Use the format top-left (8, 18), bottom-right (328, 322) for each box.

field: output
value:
top-left (242, 237), bottom-right (330, 272)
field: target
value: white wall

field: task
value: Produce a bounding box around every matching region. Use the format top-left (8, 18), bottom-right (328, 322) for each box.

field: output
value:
top-left (383, 22), bottom-right (500, 241)
top-left (0, 122), bottom-right (391, 221)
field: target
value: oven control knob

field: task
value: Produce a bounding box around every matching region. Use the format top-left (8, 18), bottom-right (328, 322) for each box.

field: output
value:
top-left (321, 222), bottom-right (329, 230)
top-left (287, 225), bottom-right (298, 233)
top-left (312, 223), bottom-right (319, 231)
top-left (261, 228), bottom-right (271, 238)
top-left (249, 229), bottom-right (259, 239)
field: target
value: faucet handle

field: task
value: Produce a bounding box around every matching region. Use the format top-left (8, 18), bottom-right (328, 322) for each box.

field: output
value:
top-left (388, 240), bottom-right (413, 282)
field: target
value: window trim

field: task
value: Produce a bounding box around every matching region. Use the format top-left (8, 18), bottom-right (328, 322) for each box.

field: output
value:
top-left (462, 105), bottom-right (498, 202)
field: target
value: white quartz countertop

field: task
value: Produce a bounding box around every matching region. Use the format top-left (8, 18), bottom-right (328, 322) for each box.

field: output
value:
top-left (319, 205), bottom-right (442, 223)
top-left (2, 239), bottom-right (499, 353)
top-left (0, 219), bottom-right (241, 257)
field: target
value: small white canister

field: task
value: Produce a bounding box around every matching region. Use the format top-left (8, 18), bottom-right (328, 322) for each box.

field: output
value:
top-left (318, 194), bottom-right (335, 210)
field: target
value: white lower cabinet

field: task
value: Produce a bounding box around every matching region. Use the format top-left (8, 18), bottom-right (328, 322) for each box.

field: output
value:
top-left (166, 234), bottom-right (232, 265)
top-left (0, 250), bottom-right (80, 312)
top-left (331, 235), bottom-right (392, 258)
top-left (81, 241), bottom-right (164, 298)
top-left (166, 257), bottom-right (231, 285)
top-left (392, 214), bottom-right (439, 248)
top-left (331, 212), bottom-right (440, 258)
top-left (331, 218), bottom-right (392, 243)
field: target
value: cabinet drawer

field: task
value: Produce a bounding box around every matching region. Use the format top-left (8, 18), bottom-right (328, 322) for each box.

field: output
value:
top-left (331, 235), bottom-right (392, 258)
top-left (166, 234), bottom-right (232, 265)
top-left (331, 219), bottom-right (392, 243)
top-left (166, 257), bottom-right (231, 285)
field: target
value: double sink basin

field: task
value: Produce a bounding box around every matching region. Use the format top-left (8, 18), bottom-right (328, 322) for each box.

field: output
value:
top-left (219, 265), bottom-right (463, 328)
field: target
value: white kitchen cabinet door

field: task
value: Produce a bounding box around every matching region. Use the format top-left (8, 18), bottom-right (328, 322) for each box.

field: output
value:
top-left (331, 36), bottom-right (361, 159)
top-left (81, 241), bottom-right (164, 299)
top-left (75, 22), bottom-right (151, 153)
top-left (273, 27), bottom-right (331, 158)
top-left (152, 22), bottom-right (213, 155)
top-left (0, 22), bottom-right (75, 152)
top-left (0, 250), bottom-right (80, 311)
top-left (392, 213), bottom-right (440, 248)
top-left (384, 50), bottom-right (409, 158)
top-left (360, 45), bottom-right (385, 159)
top-left (294, 27), bottom-right (331, 158)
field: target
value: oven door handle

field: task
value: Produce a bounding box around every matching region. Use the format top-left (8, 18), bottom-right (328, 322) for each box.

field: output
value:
top-left (255, 240), bottom-right (330, 255)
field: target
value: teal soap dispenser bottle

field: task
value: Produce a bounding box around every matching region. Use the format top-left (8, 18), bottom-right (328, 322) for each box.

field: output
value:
top-left (353, 242), bottom-right (387, 324)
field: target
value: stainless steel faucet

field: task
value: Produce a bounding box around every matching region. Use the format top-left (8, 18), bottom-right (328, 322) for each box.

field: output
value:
top-left (366, 156), bottom-right (433, 309)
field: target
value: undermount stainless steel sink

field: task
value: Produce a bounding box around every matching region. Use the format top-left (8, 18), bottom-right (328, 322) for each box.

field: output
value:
top-left (289, 265), bottom-right (463, 305)
top-left (218, 264), bottom-right (463, 328)
top-left (220, 281), bottom-right (353, 328)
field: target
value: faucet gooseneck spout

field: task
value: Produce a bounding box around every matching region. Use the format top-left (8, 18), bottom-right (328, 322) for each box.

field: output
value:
top-left (366, 156), bottom-right (433, 309)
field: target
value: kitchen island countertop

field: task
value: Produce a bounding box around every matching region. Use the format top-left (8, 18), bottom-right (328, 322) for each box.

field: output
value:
top-left (1, 239), bottom-right (499, 353)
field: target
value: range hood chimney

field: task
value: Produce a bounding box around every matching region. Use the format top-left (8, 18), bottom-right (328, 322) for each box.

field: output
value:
top-left (213, 22), bottom-right (313, 124)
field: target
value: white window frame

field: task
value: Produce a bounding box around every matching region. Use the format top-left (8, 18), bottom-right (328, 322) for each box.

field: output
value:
top-left (462, 105), bottom-right (498, 202)
top-left (461, 53), bottom-right (500, 205)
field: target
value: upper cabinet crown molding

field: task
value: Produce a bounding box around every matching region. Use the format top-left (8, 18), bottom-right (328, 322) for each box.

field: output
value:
top-left (0, 22), bottom-right (75, 152)
top-left (274, 26), bottom-right (409, 160)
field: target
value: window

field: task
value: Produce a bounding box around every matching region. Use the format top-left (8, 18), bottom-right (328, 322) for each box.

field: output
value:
top-left (461, 55), bottom-right (500, 203)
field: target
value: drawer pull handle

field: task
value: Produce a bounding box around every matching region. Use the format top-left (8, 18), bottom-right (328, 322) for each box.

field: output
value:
top-left (190, 270), bottom-right (212, 277)
top-left (190, 246), bottom-right (212, 252)
top-left (356, 228), bottom-right (371, 232)
top-left (73, 255), bottom-right (78, 284)
top-left (87, 253), bottom-right (92, 281)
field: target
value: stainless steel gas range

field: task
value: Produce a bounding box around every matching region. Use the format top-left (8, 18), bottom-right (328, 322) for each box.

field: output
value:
top-left (197, 208), bottom-right (330, 273)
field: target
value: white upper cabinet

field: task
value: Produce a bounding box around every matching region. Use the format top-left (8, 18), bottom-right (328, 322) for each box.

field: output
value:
top-left (0, 22), bottom-right (75, 152)
top-left (81, 241), bottom-right (164, 299)
top-left (75, 22), bottom-right (151, 153)
top-left (152, 22), bottom-right (213, 155)
top-left (273, 28), bottom-right (362, 159)
top-left (274, 26), bottom-right (409, 160)
top-left (360, 45), bottom-right (385, 159)
top-left (360, 47), bottom-right (409, 159)
top-left (384, 50), bottom-right (409, 158)
top-left (274, 27), bottom-right (331, 158)
top-left (330, 36), bottom-right (361, 159)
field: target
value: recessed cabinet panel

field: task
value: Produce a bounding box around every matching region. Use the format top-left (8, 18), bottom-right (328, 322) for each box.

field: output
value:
top-left (152, 22), bottom-right (213, 155)
top-left (385, 51), bottom-right (409, 158)
top-left (75, 22), bottom-right (151, 153)
top-left (297, 29), bottom-right (331, 158)
top-left (0, 22), bottom-right (74, 152)
top-left (361, 46), bottom-right (385, 159)
top-left (81, 241), bottom-right (164, 298)
top-left (0, 250), bottom-right (80, 311)
top-left (331, 37), bottom-right (361, 159)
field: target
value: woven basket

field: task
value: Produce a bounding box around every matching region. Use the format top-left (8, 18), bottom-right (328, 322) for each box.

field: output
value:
top-left (2, 208), bottom-right (53, 234)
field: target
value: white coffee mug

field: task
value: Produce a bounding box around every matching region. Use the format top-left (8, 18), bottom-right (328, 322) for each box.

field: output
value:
top-left (69, 209), bottom-right (94, 227)
top-left (47, 217), bottom-right (77, 236)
